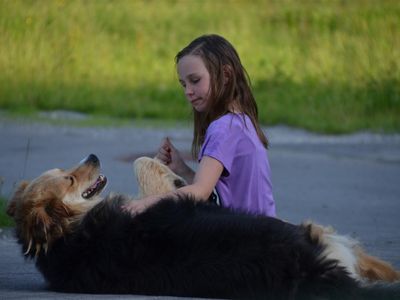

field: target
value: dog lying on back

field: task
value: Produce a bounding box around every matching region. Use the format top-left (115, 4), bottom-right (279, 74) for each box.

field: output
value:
top-left (7, 154), bottom-right (400, 299)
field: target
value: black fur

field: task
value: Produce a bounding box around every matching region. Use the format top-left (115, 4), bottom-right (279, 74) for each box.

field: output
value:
top-left (16, 195), bottom-right (399, 299)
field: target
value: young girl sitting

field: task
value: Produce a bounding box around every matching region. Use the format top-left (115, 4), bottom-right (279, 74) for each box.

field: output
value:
top-left (124, 34), bottom-right (276, 217)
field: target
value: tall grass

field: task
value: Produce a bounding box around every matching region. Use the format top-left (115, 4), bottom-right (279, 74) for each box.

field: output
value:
top-left (0, 0), bottom-right (399, 133)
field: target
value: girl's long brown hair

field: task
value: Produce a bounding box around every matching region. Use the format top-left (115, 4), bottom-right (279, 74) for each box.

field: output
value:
top-left (175, 34), bottom-right (268, 158)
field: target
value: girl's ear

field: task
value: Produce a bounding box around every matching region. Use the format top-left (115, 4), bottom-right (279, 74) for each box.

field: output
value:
top-left (223, 65), bottom-right (232, 85)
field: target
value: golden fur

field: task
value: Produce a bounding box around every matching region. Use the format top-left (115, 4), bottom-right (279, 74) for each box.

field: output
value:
top-left (303, 221), bottom-right (400, 283)
top-left (134, 157), bottom-right (186, 197)
top-left (7, 160), bottom-right (105, 256)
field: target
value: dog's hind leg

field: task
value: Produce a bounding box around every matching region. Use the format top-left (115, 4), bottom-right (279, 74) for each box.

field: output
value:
top-left (133, 157), bottom-right (186, 198)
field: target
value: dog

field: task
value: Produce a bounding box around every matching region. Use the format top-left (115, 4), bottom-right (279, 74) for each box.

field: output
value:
top-left (7, 154), bottom-right (400, 299)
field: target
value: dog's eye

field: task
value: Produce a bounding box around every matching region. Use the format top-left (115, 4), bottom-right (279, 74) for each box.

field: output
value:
top-left (65, 176), bottom-right (74, 186)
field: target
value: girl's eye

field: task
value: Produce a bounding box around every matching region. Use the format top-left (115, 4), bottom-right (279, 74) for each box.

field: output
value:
top-left (191, 78), bottom-right (200, 84)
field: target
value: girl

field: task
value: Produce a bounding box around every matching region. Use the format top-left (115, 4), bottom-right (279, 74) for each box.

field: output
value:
top-left (124, 34), bottom-right (275, 217)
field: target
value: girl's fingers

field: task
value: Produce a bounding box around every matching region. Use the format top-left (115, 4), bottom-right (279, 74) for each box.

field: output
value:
top-left (155, 153), bottom-right (170, 164)
top-left (157, 147), bottom-right (171, 164)
top-left (165, 137), bottom-right (177, 151)
top-left (159, 146), bottom-right (170, 156)
top-left (155, 137), bottom-right (173, 165)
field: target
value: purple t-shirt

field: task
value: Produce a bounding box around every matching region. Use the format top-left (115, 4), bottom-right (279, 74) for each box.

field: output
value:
top-left (198, 113), bottom-right (276, 217)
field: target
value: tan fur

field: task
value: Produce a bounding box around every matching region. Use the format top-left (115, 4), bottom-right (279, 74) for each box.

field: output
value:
top-left (302, 221), bottom-right (400, 283)
top-left (356, 248), bottom-right (400, 282)
top-left (134, 157), bottom-right (186, 197)
top-left (7, 156), bottom-right (181, 257)
top-left (7, 161), bottom-right (105, 256)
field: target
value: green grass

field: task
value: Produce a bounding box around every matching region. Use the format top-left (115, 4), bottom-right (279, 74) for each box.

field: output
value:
top-left (0, 196), bottom-right (14, 227)
top-left (1, 0), bottom-right (399, 133)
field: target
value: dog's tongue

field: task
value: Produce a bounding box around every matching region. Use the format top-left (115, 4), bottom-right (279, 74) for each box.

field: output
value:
top-left (82, 175), bottom-right (107, 199)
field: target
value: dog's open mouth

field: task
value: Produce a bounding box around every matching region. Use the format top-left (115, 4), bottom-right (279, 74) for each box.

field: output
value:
top-left (82, 175), bottom-right (107, 199)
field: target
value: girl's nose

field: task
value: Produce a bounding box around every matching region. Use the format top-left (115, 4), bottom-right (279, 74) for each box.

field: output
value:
top-left (185, 86), bottom-right (194, 97)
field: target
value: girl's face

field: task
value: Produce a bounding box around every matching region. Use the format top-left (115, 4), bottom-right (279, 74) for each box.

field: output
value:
top-left (177, 55), bottom-right (211, 112)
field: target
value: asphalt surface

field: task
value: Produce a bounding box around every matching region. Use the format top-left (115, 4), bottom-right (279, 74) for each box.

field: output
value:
top-left (1, 114), bottom-right (400, 299)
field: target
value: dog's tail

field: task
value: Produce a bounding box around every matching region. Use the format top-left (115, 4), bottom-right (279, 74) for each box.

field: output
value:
top-left (303, 220), bottom-right (400, 283)
top-left (356, 248), bottom-right (400, 282)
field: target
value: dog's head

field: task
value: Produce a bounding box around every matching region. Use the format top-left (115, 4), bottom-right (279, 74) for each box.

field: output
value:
top-left (7, 154), bottom-right (107, 257)
top-left (134, 157), bottom-right (186, 197)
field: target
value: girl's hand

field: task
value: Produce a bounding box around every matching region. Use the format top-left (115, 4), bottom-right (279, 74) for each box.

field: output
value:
top-left (121, 195), bottom-right (161, 216)
top-left (156, 137), bottom-right (187, 175)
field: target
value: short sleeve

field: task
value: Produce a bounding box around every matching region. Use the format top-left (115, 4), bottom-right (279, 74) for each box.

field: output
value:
top-left (199, 120), bottom-right (242, 176)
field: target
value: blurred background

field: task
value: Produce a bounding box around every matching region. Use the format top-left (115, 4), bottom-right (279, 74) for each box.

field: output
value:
top-left (0, 0), bottom-right (399, 133)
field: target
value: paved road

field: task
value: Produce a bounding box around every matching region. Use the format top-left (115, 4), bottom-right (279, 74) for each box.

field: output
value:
top-left (1, 116), bottom-right (400, 299)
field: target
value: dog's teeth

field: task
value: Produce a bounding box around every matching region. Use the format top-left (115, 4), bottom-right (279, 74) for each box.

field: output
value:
top-left (82, 175), bottom-right (107, 199)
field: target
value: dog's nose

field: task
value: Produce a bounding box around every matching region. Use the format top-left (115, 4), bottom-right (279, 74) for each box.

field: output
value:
top-left (86, 154), bottom-right (99, 165)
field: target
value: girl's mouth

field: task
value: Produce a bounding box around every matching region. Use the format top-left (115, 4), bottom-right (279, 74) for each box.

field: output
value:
top-left (190, 98), bottom-right (202, 106)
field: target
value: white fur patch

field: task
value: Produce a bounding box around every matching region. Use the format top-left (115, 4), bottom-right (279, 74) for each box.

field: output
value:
top-left (320, 232), bottom-right (360, 280)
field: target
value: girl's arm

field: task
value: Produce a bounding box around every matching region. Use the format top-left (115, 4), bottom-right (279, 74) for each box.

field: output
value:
top-left (122, 156), bottom-right (224, 215)
top-left (175, 155), bottom-right (223, 200)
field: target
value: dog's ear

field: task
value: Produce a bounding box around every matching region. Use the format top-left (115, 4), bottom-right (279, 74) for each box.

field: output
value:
top-left (23, 196), bottom-right (72, 257)
top-left (7, 181), bottom-right (30, 217)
